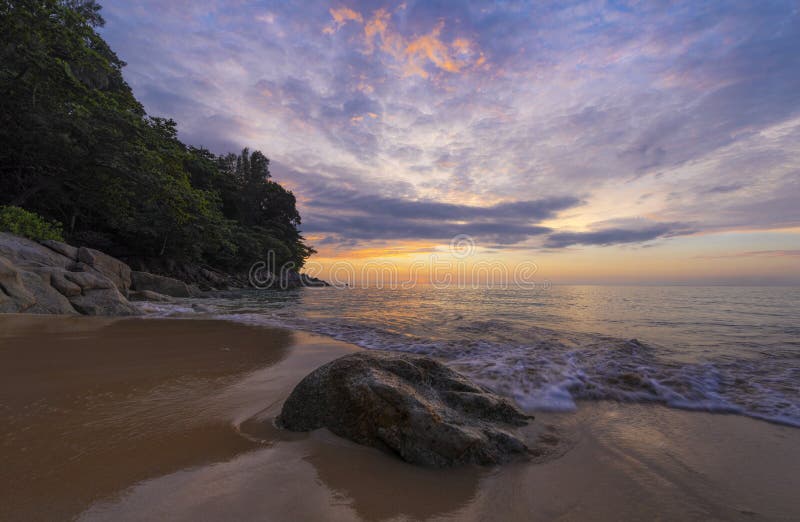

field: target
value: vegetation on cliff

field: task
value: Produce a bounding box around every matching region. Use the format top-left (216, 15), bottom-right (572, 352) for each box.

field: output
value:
top-left (0, 206), bottom-right (65, 241)
top-left (0, 0), bottom-right (315, 273)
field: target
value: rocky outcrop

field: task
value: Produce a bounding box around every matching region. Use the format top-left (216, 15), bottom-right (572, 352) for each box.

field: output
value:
top-left (32, 237), bottom-right (133, 296)
top-left (0, 256), bottom-right (36, 313)
top-left (0, 233), bottom-right (73, 269)
top-left (19, 269), bottom-right (79, 314)
top-left (38, 239), bottom-right (78, 261)
top-left (0, 232), bottom-right (139, 316)
top-left (0, 231), bottom-right (326, 315)
top-left (129, 289), bottom-right (173, 302)
top-left (277, 351), bottom-right (533, 467)
top-left (131, 271), bottom-right (192, 297)
top-left (77, 246), bottom-right (132, 296)
top-left (125, 257), bottom-right (243, 291)
top-left (68, 287), bottom-right (139, 315)
top-left (126, 256), bottom-right (328, 291)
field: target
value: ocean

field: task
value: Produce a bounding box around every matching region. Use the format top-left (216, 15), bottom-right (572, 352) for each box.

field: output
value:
top-left (141, 285), bottom-right (800, 427)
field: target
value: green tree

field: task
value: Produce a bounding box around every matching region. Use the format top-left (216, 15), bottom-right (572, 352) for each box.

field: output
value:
top-left (0, 0), bottom-right (315, 275)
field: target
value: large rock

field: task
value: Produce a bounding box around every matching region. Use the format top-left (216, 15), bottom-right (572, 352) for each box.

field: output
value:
top-left (63, 268), bottom-right (115, 290)
top-left (277, 351), bottom-right (533, 467)
top-left (0, 232), bottom-right (72, 269)
top-left (18, 270), bottom-right (78, 315)
top-left (39, 239), bottom-right (79, 261)
top-left (0, 256), bottom-right (37, 312)
top-left (69, 287), bottom-right (139, 316)
top-left (0, 233), bottom-right (140, 316)
top-left (129, 289), bottom-right (173, 302)
top-left (77, 247), bottom-right (132, 295)
top-left (131, 271), bottom-right (191, 297)
top-left (31, 267), bottom-right (82, 297)
top-left (37, 240), bottom-right (133, 296)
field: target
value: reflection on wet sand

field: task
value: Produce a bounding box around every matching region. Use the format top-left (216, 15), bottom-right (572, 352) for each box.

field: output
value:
top-left (0, 317), bottom-right (295, 522)
top-left (81, 429), bottom-right (487, 522)
top-left (303, 432), bottom-right (485, 521)
top-left (79, 403), bottom-right (800, 522)
top-left (2, 316), bottom-right (800, 522)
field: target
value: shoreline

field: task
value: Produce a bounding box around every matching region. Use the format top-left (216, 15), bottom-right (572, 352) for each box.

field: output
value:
top-left (1, 315), bottom-right (799, 521)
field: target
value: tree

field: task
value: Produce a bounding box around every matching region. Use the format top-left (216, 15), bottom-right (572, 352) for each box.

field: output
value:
top-left (0, 0), bottom-right (315, 273)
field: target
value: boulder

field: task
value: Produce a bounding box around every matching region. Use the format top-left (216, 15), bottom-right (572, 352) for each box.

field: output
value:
top-left (277, 351), bottom-right (533, 467)
top-left (39, 239), bottom-right (79, 261)
top-left (0, 256), bottom-right (36, 312)
top-left (129, 289), bottom-right (173, 302)
top-left (0, 232), bottom-right (72, 269)
top-left (69, 287), bottom-right (140, 316)
top-left (18, 270), bottom-right (78, 315)
top-left (77, 246), bottom-right (132, 295)
top-left (30, 267), bottom-right (82, 297)
top-left (64, 269), bottom-right (115, 290)
top-left (131, 271), bottom-right (191, 297)
top-left (0, 233), bottom-right (140, 316)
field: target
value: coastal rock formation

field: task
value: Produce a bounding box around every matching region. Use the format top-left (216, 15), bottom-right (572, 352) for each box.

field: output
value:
top-left (77, 246), bottom-right (132, 296)
top-left (0, 233), bottom-right (73, 269)
top-left (18, 269), bottom-right (79, 314)
top-left (129, 289), bottom-right (173, 302)
top-left (0, 232), bottom-right (327, 315)
top-left (130, 271), bottom-right (192, 297)
top-left (0, 256), bottom-right (37, 312)
top-left (0, 232), bottom-right (139, 315)
top-left (277, 351), bottom-right (533, 467)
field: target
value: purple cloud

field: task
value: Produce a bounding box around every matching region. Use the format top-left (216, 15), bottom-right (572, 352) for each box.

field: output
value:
top-left (96, 1), bottom-right (800, 250)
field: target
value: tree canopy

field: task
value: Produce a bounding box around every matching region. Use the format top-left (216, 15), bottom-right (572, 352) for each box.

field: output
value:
top-left (0, 0), bottom-right (315, 272)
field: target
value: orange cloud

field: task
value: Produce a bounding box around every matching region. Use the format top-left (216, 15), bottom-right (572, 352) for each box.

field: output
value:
top-left (326, 6), bottom-right (485, 79)
top-left (405, 23), bottom-right (464, 76)
top-left (364, 8), bottom-right (403, 56)
top-left (324, 6), bottom-right (363, 34)
top-left (696, 250), bottom-right (800, 259)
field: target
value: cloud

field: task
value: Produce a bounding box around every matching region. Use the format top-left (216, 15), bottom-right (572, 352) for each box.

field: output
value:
top-left (294, 174), bottom-right (581, 244)
top-left (96, 0), bottom-right (800, 257)
top-left (545, 222), bottom-right (694, 248)
top-left (704, 184), bottom-right (744, 194)
top-left (330, 7), bottom-right (364, 28)
top-left (325, 6), bottom-right (486, 78)
top-left (306, 193), bottom-right (581, 222)
top-left (306, 213), bottom-right (552, 244)
top-left (696, 250), bottom-right (800, 259)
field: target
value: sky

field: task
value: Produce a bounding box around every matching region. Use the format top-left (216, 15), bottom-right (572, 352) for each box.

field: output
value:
top-left (100, 1), bottom-right (800, 284)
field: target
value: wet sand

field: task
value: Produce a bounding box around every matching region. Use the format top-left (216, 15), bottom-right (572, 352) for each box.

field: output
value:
top-left (1, 316), bottom-right (799, 521)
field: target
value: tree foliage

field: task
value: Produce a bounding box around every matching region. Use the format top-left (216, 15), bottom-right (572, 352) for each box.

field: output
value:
top-left (0, 0), bottom-right (314, 271)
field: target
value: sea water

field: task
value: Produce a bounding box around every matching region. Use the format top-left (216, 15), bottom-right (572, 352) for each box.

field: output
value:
top-left (140, 285), bottom-right (800, 427)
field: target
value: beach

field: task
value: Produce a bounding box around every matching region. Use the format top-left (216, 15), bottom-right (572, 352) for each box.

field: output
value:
top-left (1, 315), bottom-right (798, 521)
top-left (3, 0), bottom-right (799, 519)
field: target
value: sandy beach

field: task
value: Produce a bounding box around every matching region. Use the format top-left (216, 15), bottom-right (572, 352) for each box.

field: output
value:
top-left (1, 315), bottom-right (798, 521)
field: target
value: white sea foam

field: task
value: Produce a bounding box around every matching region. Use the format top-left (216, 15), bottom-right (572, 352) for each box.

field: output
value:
top-left (137, 287), bottom-right (800, 428)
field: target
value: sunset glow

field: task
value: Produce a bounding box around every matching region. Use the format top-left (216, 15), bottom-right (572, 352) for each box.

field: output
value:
top-left (100, 1), bottom-right (800, 284)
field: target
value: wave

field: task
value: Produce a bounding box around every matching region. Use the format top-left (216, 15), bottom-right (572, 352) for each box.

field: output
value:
top-left (135, 299), bottom-right (800, 428)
